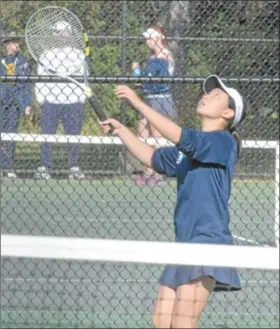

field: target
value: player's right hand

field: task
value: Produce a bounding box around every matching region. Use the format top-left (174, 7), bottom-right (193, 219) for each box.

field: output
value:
top-left (99, 119), bottom-right (123, 135)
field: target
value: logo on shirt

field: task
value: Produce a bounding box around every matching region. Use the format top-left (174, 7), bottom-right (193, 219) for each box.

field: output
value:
top-left (19, 63), bottom-right (28, 70)
top-left (3, 62), bottom-right (16, 85)
top-left (6, 63), bottom-right (16, 75)
top-left (176, 151), bottom-right (184, 164)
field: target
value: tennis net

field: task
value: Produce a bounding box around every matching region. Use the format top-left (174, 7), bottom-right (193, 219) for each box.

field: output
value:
top-left (1, 235), bottom-right (279, 328)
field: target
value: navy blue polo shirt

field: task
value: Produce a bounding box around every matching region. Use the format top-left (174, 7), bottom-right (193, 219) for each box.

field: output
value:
top-left (152, 128), bottom-right (237, 244)
top-left (0, 55), bottom-right (32, 111)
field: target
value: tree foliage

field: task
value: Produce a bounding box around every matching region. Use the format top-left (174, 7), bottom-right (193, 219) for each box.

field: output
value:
top-left (1, 0), bottom-right (278, 139)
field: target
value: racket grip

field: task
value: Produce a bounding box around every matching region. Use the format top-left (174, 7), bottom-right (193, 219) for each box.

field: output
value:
top-left (88, 94), bottom-right (107, 122)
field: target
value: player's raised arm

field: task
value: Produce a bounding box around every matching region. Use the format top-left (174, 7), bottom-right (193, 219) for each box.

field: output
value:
top-left (115, 85), bottom-right (182, 145)
top-left (100, 119), bottom-right (155, 168)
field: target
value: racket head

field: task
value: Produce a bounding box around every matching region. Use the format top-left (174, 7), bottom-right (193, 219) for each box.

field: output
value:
top-left (25, 6), bottom-right (89, 75)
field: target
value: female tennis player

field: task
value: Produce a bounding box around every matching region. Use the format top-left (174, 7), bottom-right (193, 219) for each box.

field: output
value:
top-left (132, 24), bottom-right (177, 186)
top-left (100, 75), bottom-right (246, 328)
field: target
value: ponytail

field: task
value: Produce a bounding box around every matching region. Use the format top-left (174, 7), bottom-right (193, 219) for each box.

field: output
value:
top-left (228, 96), bottom-right (247, 161)
top-left (229, 128), bottom-right (242, 161)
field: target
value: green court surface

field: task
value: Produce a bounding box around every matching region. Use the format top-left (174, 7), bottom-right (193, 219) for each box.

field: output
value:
top-left (1, 178), bottom-right (279, 328)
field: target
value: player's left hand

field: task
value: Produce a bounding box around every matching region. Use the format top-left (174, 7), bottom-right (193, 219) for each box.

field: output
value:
top-left (115, 85), bottom-right (142, 109)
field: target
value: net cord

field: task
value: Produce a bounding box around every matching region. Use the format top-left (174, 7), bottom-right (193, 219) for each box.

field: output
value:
top-left (1, 234), bottom-right (279, 270)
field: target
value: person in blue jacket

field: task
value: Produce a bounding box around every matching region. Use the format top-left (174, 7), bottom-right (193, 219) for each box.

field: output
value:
top-left (100, 75), bottom-right (247, 328)
top-left (0, 32), bottom-right (32, 179)
top-left (132, 24), bottom-right (177, 186)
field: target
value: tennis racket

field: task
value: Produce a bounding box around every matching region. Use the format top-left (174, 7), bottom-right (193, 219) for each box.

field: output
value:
top-left (25, 6), bottom-right (107, 121)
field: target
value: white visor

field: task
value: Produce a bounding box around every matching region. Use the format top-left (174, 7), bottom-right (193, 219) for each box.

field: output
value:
top-left (203, 75), bottom-right (244, 129)
top-left (142, 28), bottom-right (165, 39)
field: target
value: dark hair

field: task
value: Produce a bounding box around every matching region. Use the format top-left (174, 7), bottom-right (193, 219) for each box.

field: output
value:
top-left (228, 96), bottom-right (247, 161)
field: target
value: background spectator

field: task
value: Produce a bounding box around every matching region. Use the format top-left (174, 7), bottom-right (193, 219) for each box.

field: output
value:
top-left (132, 24), bottom-right (177, 186)
top-left (0, 32), bottom-right (32, 179)
top-left (34, 21), bottom-right (87, 180)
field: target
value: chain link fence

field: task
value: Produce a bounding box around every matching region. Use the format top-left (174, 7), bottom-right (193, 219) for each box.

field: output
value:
top-left (1, 1), bottom-right (279, 328)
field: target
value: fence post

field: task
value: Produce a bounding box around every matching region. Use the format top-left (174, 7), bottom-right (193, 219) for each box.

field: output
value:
top-left (120, 0), bottom-right (128, 175)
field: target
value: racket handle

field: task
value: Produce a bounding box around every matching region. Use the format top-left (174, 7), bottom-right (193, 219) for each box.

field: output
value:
top-left (88, 94), bottom-right (107, 121)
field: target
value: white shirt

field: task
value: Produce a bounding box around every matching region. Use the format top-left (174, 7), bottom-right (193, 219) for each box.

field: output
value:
top-left (35, 47), bottom-right (87, 104)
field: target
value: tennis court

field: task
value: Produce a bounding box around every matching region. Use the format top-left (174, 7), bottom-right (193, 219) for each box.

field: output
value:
top-left (1, 178), bottom-right (279, 328)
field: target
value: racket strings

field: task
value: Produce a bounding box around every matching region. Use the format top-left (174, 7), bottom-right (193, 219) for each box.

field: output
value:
top-left (26, 7), bottom-right (86, 75)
